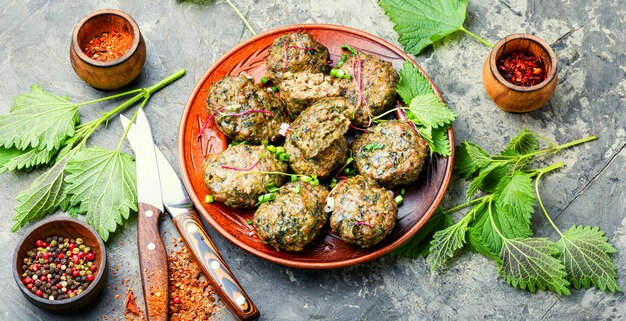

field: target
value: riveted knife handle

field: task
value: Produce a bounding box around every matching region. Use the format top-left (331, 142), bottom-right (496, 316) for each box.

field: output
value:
top-left (172, 209), bottom-right (260, 321)
top-left (137, 202), bottom-right (169, 321)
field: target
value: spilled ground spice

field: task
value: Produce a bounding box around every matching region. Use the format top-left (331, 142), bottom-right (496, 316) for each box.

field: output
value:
top-left (497, 50), bottom-right (547, 86)
top-left (123, 238), bottom-right (219, 320)
top-left (168, 238), bottom-right (219, 321)
top-left (84, 31), bottom-right (132, 61)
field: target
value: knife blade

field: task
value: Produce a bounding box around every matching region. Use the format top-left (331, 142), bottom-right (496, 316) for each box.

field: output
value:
top-left (121, 109), bottom-right (168, 321)
top-left (121, 114), bottom-right (260, 321)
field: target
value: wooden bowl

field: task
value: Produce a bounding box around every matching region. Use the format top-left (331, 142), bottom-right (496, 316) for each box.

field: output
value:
top-left (178, 24), bottom-right (454, 269)
top-left (70, 9), bottom-right (146, 90)
top-left (482, 33), bottom-right (558, 113)
top-left (12, 217), bottom-right (107, 312)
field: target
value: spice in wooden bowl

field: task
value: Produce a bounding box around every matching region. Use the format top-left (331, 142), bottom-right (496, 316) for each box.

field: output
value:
top-left (84, 31), bottom-right (133, 62)
top-left (497, 50), bottom-right (547, 87)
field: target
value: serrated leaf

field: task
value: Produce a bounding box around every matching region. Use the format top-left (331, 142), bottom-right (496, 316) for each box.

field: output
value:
top-left (469, 198), bottom-right (533, 254)
top-left (480, 164), bottom-right (511, 193)
top-left (466, 226), bottom-right (498, 260)
top-left (11, 157), bottom-right (69, 231)
top-left (493, 172), bottom-right (535, 227)
top-left (503, 128), bottom-right (539, 155)
top-left (396, 61), bottom-right (433, 105)
top-left (464, 141), bottom-right (491, 169)
top-left (453, 143), bottom-right (476, 178)
top-left (65, 147), bottom-right (137, 241)
top-left (427, 219), bottom-right (469, 270)
top-left (557, 225), bottom-right (620, 292)
top-left (0, 147), bottom-right (25, 167)
top-left (407, 93), bottom-right (457, 129)
top-left (430, 127), bottom-right (451, 157)
top-left (499, 238), bottom-right (570, 295)
top-left (0, 84), bottom-right (79, 151)
top-left (379, 0), bottom-right (468, 55)
top-left (391, 209), bottom-right (453, 259)
top-left (0, 147), bottom-right (56, 173)
top-left (466, 163), bottom-right (505, 199)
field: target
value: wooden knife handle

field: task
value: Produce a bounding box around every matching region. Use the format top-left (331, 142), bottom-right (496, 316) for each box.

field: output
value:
top-left (172, 209), bottom-right (260, 321)
top-left (137, 202), bottom-right (169, 321)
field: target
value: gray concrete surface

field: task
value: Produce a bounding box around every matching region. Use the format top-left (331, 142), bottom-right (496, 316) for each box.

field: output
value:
top-left (0, 0), bottom-right (624, 320)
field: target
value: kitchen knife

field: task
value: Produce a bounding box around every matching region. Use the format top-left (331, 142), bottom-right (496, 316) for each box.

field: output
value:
top-left (122, 109), bottom-right (169, 321)
top-left (121, 112), bottom-right (260, 321)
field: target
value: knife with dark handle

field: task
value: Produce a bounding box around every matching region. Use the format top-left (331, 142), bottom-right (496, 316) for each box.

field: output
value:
top-left (121, 113), bottom-right (260, 321)
top-left (121, 110), bottom-right (169, 321)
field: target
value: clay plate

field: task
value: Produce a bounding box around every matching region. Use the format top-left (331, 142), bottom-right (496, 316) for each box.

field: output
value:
top-left (178, 24), bottom-right (454, 269)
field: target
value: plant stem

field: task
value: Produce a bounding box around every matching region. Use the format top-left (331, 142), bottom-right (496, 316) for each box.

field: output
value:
top-left (459, 26), bottom-right (494, 48)
top-left (534, 166), bottom-right (564, 237)
top-left (525, 162), bottom-right (565, 178)
top-left (75, 89), bottom-right (144, 107)
top-left (116, 98), bottom-right (147, 151)
top-left (75, 69), bottom-right (186, 148)
top-left (443, 195), bottom-right (490, 214)
top-left (487, 199), bottom-right (506, 239)
top-left (225, 0), bottom-right (257, 35)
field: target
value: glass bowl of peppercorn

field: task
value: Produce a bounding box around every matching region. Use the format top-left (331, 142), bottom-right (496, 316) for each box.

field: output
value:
top-left (12, 217), bottom-right (107, 312)
top-left (70, 9), bottom-right (146, 90)
top-left (482, 33), bottom-right (558, 113)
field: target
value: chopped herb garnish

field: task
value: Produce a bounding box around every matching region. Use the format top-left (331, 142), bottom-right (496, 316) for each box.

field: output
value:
top-left (261, 76), bottom-right (269, 84)
top-left (247, 219), bottom-right (253, 225)
top-left (205, 195), bottom-right (214, 204)
top-left (364, 142), bottom-right (385, 151)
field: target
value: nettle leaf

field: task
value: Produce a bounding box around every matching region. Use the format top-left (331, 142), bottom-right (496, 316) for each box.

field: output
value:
top-left (503, 128), bottom-right (539, 155)
top-left (0, 84), bottom-right (79, 151)
top-left (466, 226), bottom-right (498, 260)
top-left (493, 172), bottom-right (535, 226)
top-left (427, 219), bottom-right (469, 270)
top-left (396, 61), bottom-right (433, 105)
top-left (11, 157), bottom-right (69, 231)
top-left (466, 163), bottom-right (506, 199)
top-left (557, 225), bottom-right (620, 292)
top-left (391, 209), bottom-right (453, 259)
top-left (0, 147), bottom-right (56, 173)
top-left (379, 0), bottom-right (468, 55)
top-left (430, 127), bottom-right (451, 157)
top-left (0, 147), bottom-right (25, 167)
top-left (499, 238), bottom-right (570, 295)
top-left (464, 141), bottom-right (491, 169)
top-left (469, 199), bottom-right (533, 254)
top-left (65, 147), bottom-right (137, 241)
top-left (407, 93), bottom-right (457, 129)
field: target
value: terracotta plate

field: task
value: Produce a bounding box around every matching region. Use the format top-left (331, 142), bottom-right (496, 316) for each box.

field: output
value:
top-left (178, 24), bottom-right (454, 269)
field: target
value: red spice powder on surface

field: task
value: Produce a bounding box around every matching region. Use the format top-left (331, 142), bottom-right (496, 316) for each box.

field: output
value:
top-left (123, 239), bottom-right (219, 321)
top-left (497, 50), bottom-right (547, 87)
top-left (84, 31), bottom-right (132, 61)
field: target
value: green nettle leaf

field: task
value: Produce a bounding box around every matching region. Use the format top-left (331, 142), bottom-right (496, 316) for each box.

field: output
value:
top-left (503, 128), bottom-right (539, 155)
top-left (427, 220), bottom-right (469, 270)
top-left (493, 172), bottom-right (535, 226)
top-left (11, 157), bottom-right (70, 231)
top-left (466, 163), bottom-right (505, 199)
top-left (379, 0), bottom-right (468, 55)
top-left (430, 127), bottom-right (451, 157)
top-left (407, 93), bottom-right (457, 129)
top-left (0, 147), bottom-right (26, 167)
top-left (463, 141), bottom-right (491, 169)
top-left (65, 147), bottom-right (137, 241)
top-left (453, 143), bottom-right (476, 178)
top-left (0, 85), bottom-right (79, 151)
top-left (396, 61), bottom-right (433, 105)
top-left (466, 227), bottom-right (498, 260)
top-left (499, 238), bottom-right (571, 295)
top-left (469, 200), bottom-right (532, 254)
top-left (0, 147), bottom-right (56, 173)
top-left (557, 225), bottom-right (620, 292)
top-left (391, 209), bottom-right (453, 258)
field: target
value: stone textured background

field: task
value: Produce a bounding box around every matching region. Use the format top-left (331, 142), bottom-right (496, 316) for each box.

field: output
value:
top-left (0, 0), bottom-right (624, 320)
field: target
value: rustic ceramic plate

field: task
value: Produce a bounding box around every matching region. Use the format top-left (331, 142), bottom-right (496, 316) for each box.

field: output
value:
top-left (178, 24), bottom-right (454, 269)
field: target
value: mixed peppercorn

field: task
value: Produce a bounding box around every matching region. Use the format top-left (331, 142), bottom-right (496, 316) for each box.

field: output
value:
top-left (20, 236), bottom-right (97, 301)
